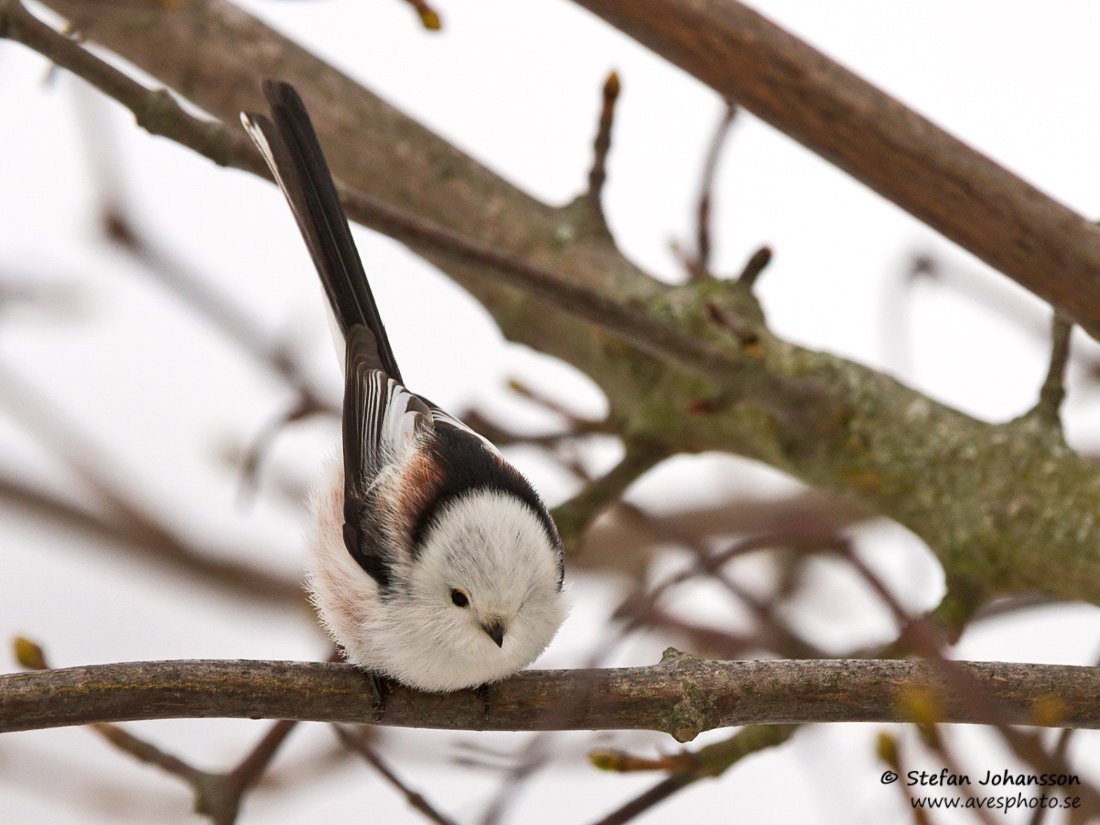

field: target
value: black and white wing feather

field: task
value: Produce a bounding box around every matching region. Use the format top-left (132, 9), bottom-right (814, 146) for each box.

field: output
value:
top-left (242, 81), bottom-right (421, 586)
top-left (341, 326), bottom-right (430, 587)
top-left (421, 399), bottom-right (501, 454)
top-left (344, 325), bottom-right (430, 483)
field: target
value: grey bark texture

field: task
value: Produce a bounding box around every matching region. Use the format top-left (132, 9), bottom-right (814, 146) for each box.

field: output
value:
top-left (3, 657), bottom-right (1099, 740)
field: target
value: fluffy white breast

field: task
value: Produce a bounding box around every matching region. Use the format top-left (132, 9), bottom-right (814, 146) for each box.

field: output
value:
top-left (394, 488), bottom-right (567, 690)
top-left (307, 469), bottom-right (567, 692)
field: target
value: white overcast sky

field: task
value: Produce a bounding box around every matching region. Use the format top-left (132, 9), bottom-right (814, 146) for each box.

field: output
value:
top-left (3, 1), bottom-right (1100, 823)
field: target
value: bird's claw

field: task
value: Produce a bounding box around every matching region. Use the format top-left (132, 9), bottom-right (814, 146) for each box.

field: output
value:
top-left (476, 682), bottom-right (491, 721)
top-left (367, 671), bottom-right (392, 723)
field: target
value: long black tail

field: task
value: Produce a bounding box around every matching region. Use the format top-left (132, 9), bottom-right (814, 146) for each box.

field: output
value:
top-left (241, 80), bottom-right (403, 383)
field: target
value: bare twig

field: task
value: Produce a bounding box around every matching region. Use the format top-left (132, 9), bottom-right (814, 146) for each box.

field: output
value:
top-left (614, 527), bottom-right (839, 630)
top-left (0, 272), bottom-right (81, 316)
top-left (0, 0), bottom-right (819, 409)
top-left (971, 593), bottom-right (1057, 623)
top-left (476, 731), bottom-right (558, 825)
top-left (89, 721), bottom-right (208, 787)
top-left (505, 378), bottom-right (603, 427)
top-left (101, 208), bottom-right (334, 411)
top-left (97, 206), bottom-right (338, 497)
top-left (399, 0), bottom-right (442, 31)
top-left (616, 510), bottom-right (831, 659)
top-left (459, 410), bottom-right (609, 449)
top-left (879, 252), bottom-right (935, 374)
top-left (1035, 312), bottom-right (1073, 424)
top-left (736, 245), bottom-right (772, 288)
top-left (574, 490), bottom-right (870, 584)
top-left (569, 0), bottom-right (1100, 343)
top-left (13, 639), bottom-right (301, 825)
top-left (882, 253), bottom-right (1100, 394)
top-left (0, 470), bottom-right (300, 605)
top-left (552, 441), bottom-right (668, 549)
top-left (588, 724), bottom-right (795, 825)
top-left (691, 103), bottom-right (737, 280)
top-left (237, 395), bottom-right (329, 503)
top-left (458, 376), bottom-right (614, 453)
top-left (592, 773), bottom-right (696, 825)
top-left (0, 360), bottom-right (303, 606)
top-left (586, 70), bottom-right (621, 219)
top-left (334, 726), bottom-right (458, 825)
top-left (225, 720), bottom-right (299, 799)
top-left (834, 545), bottom-right (1100, 818)
top-left (635, 609), bottom-right (767, 660)
top-left (0, 1), bottom-right (267, 175)
top-left (876, 733), bottom-right (933, 825)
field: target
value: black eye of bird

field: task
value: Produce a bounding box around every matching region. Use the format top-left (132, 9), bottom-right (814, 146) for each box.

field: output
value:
top-left (451, 589), bottom-right (469, 608)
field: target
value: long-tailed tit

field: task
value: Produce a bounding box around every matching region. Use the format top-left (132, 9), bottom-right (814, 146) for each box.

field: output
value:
top-left (242, 81), bottom-right (566, 692)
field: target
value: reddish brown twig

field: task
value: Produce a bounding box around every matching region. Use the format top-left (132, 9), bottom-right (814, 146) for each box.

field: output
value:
top-left (1035, 312), bottom-right (1073, 424)
top-left (0, 360), bottom-right (303, 605)
top-left (400, 0), bottom-right (442, 30)
top-left (690, 104), bottom-right (737, 280)
top-left (736, 245), bottom-right (772, 288)
top-left (588, 724), bottom-right (795, 825)
top-left (334, 726), bottom-right (458, 825)
top-left (570, 0), bottom-right (1100, 343)
top-left (615, 507), bottom-right (831, 659)
top-left (586, 70), bottom-right (621, 219)
top-left (833, 544), bottom-right (1100, 818)
top-left (876, 733), bottom-right (933, 825)
top-left (13, 638), bottom-right (301, 825)
top-left (0, 0), bottom-right (785, 396)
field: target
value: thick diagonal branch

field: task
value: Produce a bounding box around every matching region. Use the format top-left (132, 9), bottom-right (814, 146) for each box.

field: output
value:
top-left (570, 0), bottom-right (1100, 342)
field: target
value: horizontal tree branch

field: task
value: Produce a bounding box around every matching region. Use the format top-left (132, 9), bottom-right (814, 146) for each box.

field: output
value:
top-left (571, 0), bottom-right (1100, 342)
top-left (16, 0), bottom-right (1100, 610)
top-left (3, 656), bottom-right (1100, 739)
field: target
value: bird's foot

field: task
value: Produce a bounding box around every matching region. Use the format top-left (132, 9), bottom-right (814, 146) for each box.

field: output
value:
top-left (366, 671), bottom-right (392, 723)
top-left (476, 682), bottom-right (492, 721)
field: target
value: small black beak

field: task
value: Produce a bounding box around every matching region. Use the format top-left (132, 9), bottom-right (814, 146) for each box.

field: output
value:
top-left (482, 621), bottom-right (505, 648)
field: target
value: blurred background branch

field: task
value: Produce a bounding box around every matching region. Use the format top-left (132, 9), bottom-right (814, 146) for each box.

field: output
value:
top-left (7, 0), bottom-right (1100, 612)
top-left (2, 0), bottom-right (1100, 823)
